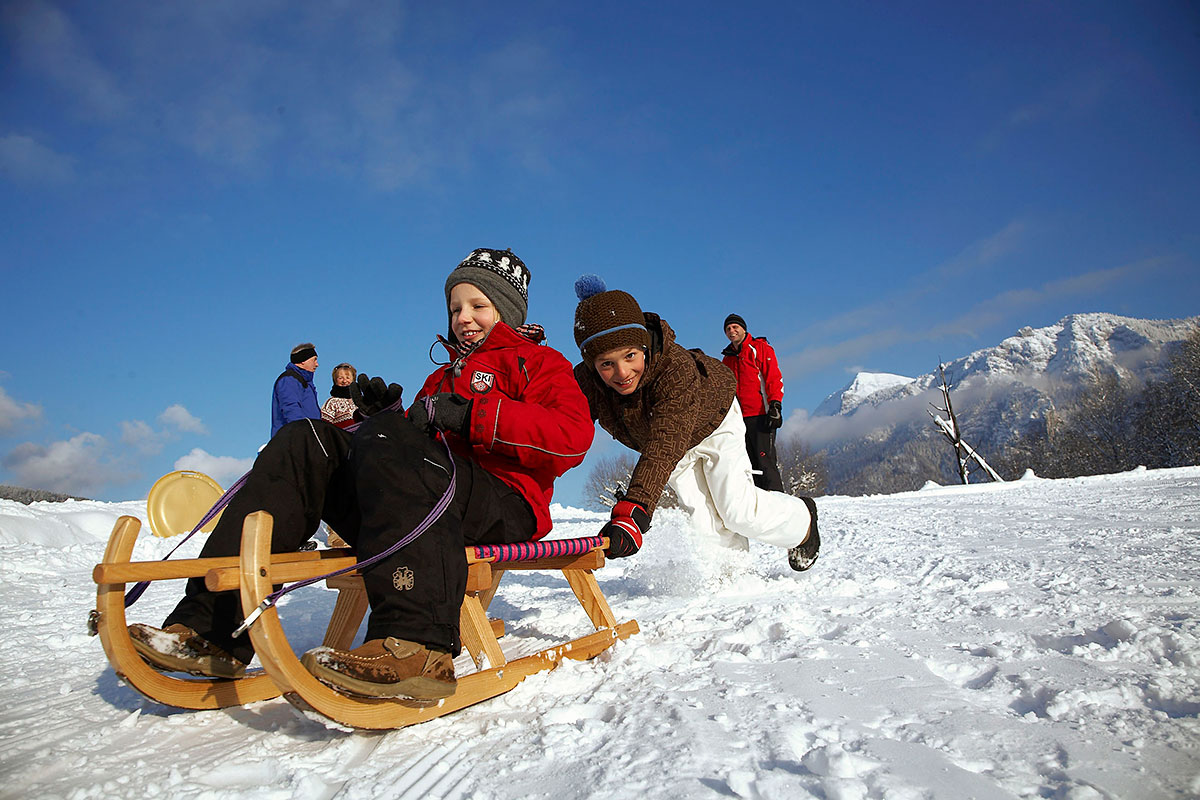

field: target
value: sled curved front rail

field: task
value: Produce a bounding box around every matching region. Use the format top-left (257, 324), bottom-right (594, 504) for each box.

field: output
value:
top-left (239, 511), bottom-right (639, 730)
top-left (92, 516), bottom-right (281, 709)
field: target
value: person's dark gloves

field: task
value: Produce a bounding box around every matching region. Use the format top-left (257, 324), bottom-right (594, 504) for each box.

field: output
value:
top-left (601, 499), bottom-right (651, 559)
top-left (351, 375), bottom-right (404, 417)
top-left (408, 393), bottom-right (473, 438)
top-left (766, 400), bottom-right (783, 429)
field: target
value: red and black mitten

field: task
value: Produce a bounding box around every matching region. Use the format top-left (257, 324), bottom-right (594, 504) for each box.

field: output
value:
top-left (601, 499), bottom-right (651, 559)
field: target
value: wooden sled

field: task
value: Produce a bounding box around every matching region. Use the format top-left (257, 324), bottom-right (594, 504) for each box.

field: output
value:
top-left (235, 511), bottom-right (640, 730)
top-left (92, 512), bottom-right (639, 729)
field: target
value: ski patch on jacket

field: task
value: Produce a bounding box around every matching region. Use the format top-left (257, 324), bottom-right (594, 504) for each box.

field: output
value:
top-left (470, 370), bottom-right (496, 394)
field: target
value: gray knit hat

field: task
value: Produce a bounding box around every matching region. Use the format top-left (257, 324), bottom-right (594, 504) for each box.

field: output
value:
top-left (444, 248), bottom-right (531, 331)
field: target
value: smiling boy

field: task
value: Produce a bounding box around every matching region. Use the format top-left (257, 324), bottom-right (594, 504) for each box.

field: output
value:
top-left (571, 275), bottom-right (819, 571)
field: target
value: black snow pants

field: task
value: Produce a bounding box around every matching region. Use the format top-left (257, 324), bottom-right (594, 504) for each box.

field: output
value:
top-left (165, 412), bottom-right (535, 663)
top-left (743, 414), bottom-right (784, 492)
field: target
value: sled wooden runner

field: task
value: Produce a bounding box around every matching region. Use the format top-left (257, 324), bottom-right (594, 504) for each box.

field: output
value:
top-left (238, 511), bottom-right (640, 730)
top-left (92, 513), bottom-right (639, 726)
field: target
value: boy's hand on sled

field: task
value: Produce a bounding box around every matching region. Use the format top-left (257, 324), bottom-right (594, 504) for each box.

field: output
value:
top-left (352, 375), bottom-right (404, 417)
top-left (409, 393), bottom-right (473, 438)
top-left (602, 499), bottom-right (650, 559)
top-left (766, 400), bottom-right (783, 429)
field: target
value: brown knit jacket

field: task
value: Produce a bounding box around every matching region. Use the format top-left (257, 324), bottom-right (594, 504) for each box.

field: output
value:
top-left (574, 313), bottom-right (736, 516)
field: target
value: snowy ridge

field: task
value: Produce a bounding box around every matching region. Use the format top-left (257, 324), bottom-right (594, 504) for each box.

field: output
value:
top-left (2, 468), bottom-right (1198, 798)
top-left (813, 371), bottom-right (913, 417)
top-left (818, 312), bottom-right (1199, 417)
top-left (803, 313), bottom-right (1199, 492)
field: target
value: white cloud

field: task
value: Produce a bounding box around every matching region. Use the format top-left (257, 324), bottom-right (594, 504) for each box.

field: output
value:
top-left (3, 3), bottom-right (570, 188)
top-left (981, 70), bottom-right (1113, 152)
top-left (173, 448), bottom-right (254, 489)
top-left (935, 220), bottom-right (1029, 280)
top-left (786, 219), bottom-right (1031, 349)
top-left (0, 386), bottom-right (42, 434)
top-left (1, 432), bottom-right (130, 495)
top-left (780, 254), bottom-right (1163, 381)
top-left (119, 420), bottom-right (166, 455)
top-left (924, 258), bottom-right (1167, 339)
top-left (159, 404), bottom-right (208, 435)
top-left (0, 134), bottom-right (75, 184)
top-left (4, 0), bottom-right (130, 120)
top-left (115, 404), bottom-right (205, 456)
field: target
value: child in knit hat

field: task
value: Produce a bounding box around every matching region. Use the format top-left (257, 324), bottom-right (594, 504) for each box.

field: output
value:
top-left (129, 248), bottom-right (594, 701)
top-left (571, 274), bottom-right (819, 571)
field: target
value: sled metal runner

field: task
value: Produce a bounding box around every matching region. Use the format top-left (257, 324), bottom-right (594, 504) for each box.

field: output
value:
top-left (92, 512), bottom-right (639, 729)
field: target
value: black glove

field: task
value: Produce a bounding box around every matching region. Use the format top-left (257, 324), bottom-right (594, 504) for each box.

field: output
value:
top-left (408, 393), bottom-right (473, 438)
top-left (766, 400), bottom-right (783, 429)
top-left (601, 499), bottom-right (651, 559)
top-left (351, 375), bottom-right (404, 417)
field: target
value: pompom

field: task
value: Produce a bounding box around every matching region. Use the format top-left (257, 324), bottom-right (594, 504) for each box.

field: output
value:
top-left (574, 273), bottom-right (607, 302)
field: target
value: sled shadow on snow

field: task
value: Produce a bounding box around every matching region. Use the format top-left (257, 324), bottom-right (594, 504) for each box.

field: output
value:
top-left (91, 668), bottom-right (370, 739)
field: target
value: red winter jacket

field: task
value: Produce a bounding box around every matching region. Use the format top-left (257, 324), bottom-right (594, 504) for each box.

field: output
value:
top-left (414, 323), bottom-right (594, 538)
top-left (721, 333), bottom-right (784, 417)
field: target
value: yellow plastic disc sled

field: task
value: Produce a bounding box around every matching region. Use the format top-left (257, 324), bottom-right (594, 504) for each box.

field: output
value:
top-left (146, 470), bottom-right (225, 538)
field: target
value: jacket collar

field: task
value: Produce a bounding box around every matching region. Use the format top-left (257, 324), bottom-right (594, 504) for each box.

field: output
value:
top-left (437, 320), bottom-right (538, 358)
top-left (721, 332), bottom-right (753, 358)
top-left (287, 362), bottom-right (315, 378)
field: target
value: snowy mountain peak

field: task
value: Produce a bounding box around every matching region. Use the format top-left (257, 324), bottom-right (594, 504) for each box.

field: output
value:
top-left (814, 371), bottom-right (914, 417)
top-left (814, 313), bottom-right (1199, 418)
top-left (801, 312), bottom-right (1198, 495)
top-left (940, 312), bottom-right (1198, 388)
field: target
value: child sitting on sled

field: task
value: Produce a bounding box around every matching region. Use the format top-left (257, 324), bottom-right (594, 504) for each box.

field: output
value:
top-left (571, 275), bottom-right (819, 570)
top-left (130, 249), bottom-right (594, 700)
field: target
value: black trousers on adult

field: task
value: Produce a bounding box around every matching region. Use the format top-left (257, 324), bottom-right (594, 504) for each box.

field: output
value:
top-left (165, 413), bottom-right (535, 664)
top-left (743, 414), bottom-right (784, 492)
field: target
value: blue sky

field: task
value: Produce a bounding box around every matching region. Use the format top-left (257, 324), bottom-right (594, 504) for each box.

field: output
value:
top-left (1, 1), bottom-right (1198, 505)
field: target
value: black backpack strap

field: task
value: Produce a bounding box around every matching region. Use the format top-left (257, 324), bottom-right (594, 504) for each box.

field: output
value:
top-left (275, 369), bottom-right (310, 389)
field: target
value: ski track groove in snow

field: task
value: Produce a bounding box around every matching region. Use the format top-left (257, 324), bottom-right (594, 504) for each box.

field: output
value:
top-left (0, 469), bottom-right (1198, 798)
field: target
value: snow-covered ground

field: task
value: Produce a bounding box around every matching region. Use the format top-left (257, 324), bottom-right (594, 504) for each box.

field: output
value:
top-left (1, 467), bottom-right (1198, 799)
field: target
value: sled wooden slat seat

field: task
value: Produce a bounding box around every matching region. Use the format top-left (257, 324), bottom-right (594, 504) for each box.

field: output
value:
top-left (93, 546), bottom-right (357, 586)
top-left (92, 512), bottom-right (639, 727)
top-left (200, 547), bottom-right (605, 593)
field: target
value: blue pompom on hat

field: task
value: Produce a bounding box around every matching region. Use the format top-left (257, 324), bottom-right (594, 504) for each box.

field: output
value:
top-left (572, 274), bottom-right (650, 362)
top-left (574, 273), bottom-right (608, 302)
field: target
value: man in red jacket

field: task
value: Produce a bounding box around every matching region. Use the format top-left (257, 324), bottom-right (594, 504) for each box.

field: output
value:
top-left (721, 313), bottom-right (785, 491)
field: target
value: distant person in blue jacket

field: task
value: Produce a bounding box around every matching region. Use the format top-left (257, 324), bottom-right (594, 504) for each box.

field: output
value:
top-left (271, 343), bottom-right (321, 437)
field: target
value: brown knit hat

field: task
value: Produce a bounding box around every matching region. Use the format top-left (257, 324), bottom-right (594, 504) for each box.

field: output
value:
top-left (573, 274), bottom-right (651, 362)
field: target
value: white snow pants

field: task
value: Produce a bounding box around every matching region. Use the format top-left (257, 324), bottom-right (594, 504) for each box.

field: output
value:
top-left (667, 400), bottom-right (812, 551)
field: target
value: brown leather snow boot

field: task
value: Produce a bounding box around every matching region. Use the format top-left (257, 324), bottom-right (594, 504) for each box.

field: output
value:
top-left (301, 637), bottom-right (457, 700)
top-left (128, 623), bottom-right (247, 678)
